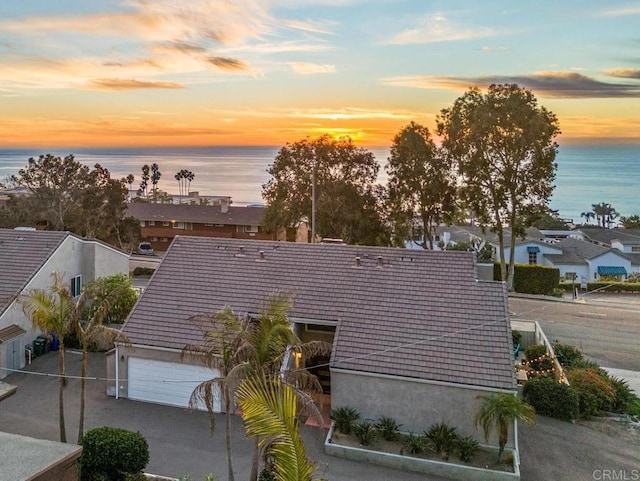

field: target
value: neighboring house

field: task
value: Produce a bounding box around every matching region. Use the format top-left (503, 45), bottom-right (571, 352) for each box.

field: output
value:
top-left (0, 229), bottom-right (129, 379)
top-left (0, 431), bottom-right (81, 481)
top-left (126, 202), bottom-right (276, 252)
top-left (111, 236), bottom-right (517, 454)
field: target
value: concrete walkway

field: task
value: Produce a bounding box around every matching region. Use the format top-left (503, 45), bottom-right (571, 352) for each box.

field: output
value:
top-left (0, 381), bottom-right (17, 401)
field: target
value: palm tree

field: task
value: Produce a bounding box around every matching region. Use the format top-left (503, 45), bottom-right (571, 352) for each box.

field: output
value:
top-left (126, 174), bottom-right (134, 201)
top-left (186, 170), bottom-right (195, 196)
top-left (236, 374), bottom-right (316, 481)
top-left (580, 211), bottom-right (594, 225)
top-left (20, 272), bottom-right (74, 442)
top-left (69, 282), bottom-right (131, 443)
top-left (140, 164), bottom-right (150, 198)
top-left (150, 163), bottom-right (161, 202)
top-left (475, 393), bottom-right (535, 463)
top-left (182, 307), bottom-right (248, 481)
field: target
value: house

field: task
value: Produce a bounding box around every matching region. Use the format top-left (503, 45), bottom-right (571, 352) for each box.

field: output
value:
top-left (111, 236), bottom-right (517, 452)
top-left (0, 431), bottom-right (81, 481)
top-left (0, 229), bottom-right (129, 379)
top-left (126, 202), bottom-right (276, 252)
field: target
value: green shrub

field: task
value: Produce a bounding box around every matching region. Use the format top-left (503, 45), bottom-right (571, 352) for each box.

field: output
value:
top-left (352, 420), bottom-right (378, 446)
top-left (404, 432), bottom-right (426, 455)
top-left (456, 435), bottom-right (479, 463)
top-left (567, 368), bottom-right (616, 418)
top-left (84, 273), bottom-right (138, 324)
top-left (132, 266), bottom-right (156, 277)
top-left (524, 344), bottom-right (554, 377)
top-left (79, 427), bottom-right (149, 481)
top-left (424, 422), bottom-right (458, 461)
top-left (522, 376), bottom-right (579, 421)
top-left (123, 474), bottom-right (148, 481)
top-left (608, 376), bottom-right (640, 414)
top-left (376, 415), bottom-right (402, 441)
top-left (330, 406), bottom-right (360, 435)
top-left (512, 330), bottom-right (522, 346)
top-left (586, 282), bottom-right (640, 293)
top-left (553, 343), bottom-right (584, 369)
top-left (494, 263), bottom-right (560, 295)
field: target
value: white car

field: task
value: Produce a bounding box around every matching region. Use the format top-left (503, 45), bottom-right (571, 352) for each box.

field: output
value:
top-left (137, 242), bottom-right (154, 255)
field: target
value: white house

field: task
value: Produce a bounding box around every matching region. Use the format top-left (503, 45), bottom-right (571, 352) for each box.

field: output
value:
top-left (0, 229), bottom-right (129, 379)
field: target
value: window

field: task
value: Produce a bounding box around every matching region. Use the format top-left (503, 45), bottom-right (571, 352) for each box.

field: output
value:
top-left (305, 323), bottom-right (336, 333)
top-left (162, 221), bottom-right (170, 227)
top-left (632, 246), bottom-right (640, 252)
top-left (150, 237), bottom-right (158, 241)
top-left (528, 252), bottom-right (537, 265)
top-left (244, 225), bottom-right (259, 233)
top-left (160, 237), bottom-right (168, 242)
top-left (565, 272), bottom-right (577, 281)
top-left (148, 221), bottom-right (155, 226)
top-left (70, 275), bottom-right (82, 298)
top-left (139, 220), bottom-right (145, 227)
top-left (173, 222), bottom-right (185, 229)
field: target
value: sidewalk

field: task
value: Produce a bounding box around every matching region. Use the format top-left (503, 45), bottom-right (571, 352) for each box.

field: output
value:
top-left (602, 367), bottom-right (640, 395)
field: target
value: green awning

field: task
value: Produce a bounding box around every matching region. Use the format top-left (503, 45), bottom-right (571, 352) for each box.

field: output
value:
top-left (597, 266), bottom-right (627, 276)
top-left (527, 246), bottom-right (540, 253)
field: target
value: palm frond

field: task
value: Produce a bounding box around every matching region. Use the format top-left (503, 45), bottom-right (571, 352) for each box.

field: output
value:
top-left (189, 378), bottom-right (226, 431)
top-left (236, 375), bottom-right (315, 481)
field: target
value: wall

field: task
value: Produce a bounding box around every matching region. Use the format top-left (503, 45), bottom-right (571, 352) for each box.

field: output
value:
top-left (0, 236), bottom-right (128, 378)
top-left (331, 369), bottom-right (516, 448)
top-left (589, 251), bottom-right (632, 280)
top-left (142, 223), bottom-right (274, 250)
top-left (504, 244), bottom-right (562, 265)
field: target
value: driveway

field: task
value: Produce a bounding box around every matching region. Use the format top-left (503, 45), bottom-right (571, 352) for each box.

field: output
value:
top-left (1, 351), bottom-right (639, 481)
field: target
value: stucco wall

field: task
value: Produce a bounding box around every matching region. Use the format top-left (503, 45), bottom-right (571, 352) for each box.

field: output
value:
top-left (589, 251), bottom-right (632, 280)
top-left (0, 236), bottom-right (128, 378)
top-left (331, 369), bottom-right (515, 448)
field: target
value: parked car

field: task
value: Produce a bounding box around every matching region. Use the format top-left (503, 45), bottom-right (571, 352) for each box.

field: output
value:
top-left (137, 242), bottom-right (154, 255)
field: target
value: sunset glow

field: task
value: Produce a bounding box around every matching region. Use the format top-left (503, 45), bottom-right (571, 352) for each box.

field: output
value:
top-left (0, 1), bottom-right (639, 147)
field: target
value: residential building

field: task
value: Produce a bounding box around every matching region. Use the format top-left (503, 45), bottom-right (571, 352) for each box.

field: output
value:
top-left (126, 202), bottom-right (275, 252)
top-left (0, 229), bottom-right (129, 379)
top-left (111, 236), bottom-right (517, 456)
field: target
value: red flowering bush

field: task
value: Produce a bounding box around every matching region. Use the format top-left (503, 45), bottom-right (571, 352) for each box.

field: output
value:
top-left (566, 368), bottom-right (616, 418)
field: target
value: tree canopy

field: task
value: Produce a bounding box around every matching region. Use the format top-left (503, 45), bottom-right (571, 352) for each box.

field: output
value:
top-left (385, 122), bottom-right (457, 249)
top-left (620, 214), bottom-right (640, 229)
top-left (262, 135), bottom-right (389, 245)
top-left (1, 154), bottom-right (140, 249)
top-left (437, 84), bottom-right (560, 290)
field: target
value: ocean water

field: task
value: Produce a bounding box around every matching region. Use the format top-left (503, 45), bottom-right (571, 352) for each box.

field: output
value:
top-left (0, 144), bottom-right (638, 223)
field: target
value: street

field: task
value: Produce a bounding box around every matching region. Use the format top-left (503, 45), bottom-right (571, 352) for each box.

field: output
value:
top-left (509, 295), bottom-right (640, 370)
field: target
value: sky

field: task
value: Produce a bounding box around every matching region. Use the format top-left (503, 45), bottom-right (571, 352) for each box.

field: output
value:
top-left (0, 0), bottom-right (639, 148)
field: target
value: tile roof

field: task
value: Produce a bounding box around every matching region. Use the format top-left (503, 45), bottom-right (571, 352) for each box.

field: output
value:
top-left (0, 229), bottom-right (68, 315)
top-left (557, 237), bottom-right (624, 260)
top-left (126, 203), bottom-right (265, 226)
top-left (578, 227), bottom-right (640, 246)
top-left (123, 237), bottom-right (515, 391)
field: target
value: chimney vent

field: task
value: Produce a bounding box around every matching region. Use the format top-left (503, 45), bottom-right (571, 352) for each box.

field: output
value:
top-left (355, 256), bottom-right (361, 268)
top-left (257, 250), bottom-right (265, 261)
top-left (235, 246), bottom-right (245, 257)
top-left (376, 256), bottom-right (383, 267)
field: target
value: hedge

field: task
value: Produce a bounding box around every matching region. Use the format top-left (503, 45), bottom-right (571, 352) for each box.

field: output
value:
top-left (494, 263), bottom-right (560, 295)
top-left (79, 427), bottom-right (149, 481)
top-left (559, 281), bottom-right (640, 293)
top-left (522, 376), bottom-right (579, 421)
top-left (566, 368), bottom-right (616, 418)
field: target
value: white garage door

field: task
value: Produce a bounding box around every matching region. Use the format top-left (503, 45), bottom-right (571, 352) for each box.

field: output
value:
top-left (128, 357), bottom-right (221, 412)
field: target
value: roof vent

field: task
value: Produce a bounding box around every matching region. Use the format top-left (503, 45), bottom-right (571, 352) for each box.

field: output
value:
top-left (235, 246), bottom-right (245, 257)
top-left (354, 256), bottom-right (361, 268)
top-left (257, 250), bottom-right (265, 262)
top-left (376, 256), bottom-right (383, 267)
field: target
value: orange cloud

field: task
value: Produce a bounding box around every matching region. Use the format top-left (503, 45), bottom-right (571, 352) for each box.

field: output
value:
top-left (89, 79), bottom-right (184, 90)
top-left (288, 62), bottom-right (336, 75)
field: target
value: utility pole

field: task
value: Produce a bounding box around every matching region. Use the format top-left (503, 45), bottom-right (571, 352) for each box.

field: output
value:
top-left (311, 159), bottom-right (316, 243)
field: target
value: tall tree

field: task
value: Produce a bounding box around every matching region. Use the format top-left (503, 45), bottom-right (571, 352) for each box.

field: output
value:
top-left (580, 211), bottom-right (595, 225)
top-left (437, 84), bottom-right (560, 290)
top-left (3, 155), bottom-right (139, 249)
top-left (386, 122), bottom-right (457, 249)
top-left (475, 393), bottom-right (535, 462)
top-left (68, 280), bottom-right (130, 443)
top-left (591, 202), bottom-right (618, 228)
top-left (620, 214), bottom-right (640, 229)
top-left (140, 164), bottom-right (150, 198)
top-left (126, 174), bottom-right (134, 201)
top-left (20, 272), bottom-right (74, 442)
top-left (183, 307), bottom-right (248, 481)
top-left (150, 163), bottom-right (161, 202)
top-left (263, 135), bottom-right (388, 245)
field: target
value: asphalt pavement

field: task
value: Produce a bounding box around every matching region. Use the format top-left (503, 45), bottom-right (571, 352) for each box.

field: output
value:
top-left (1, 351), bottom-right (639, 481)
